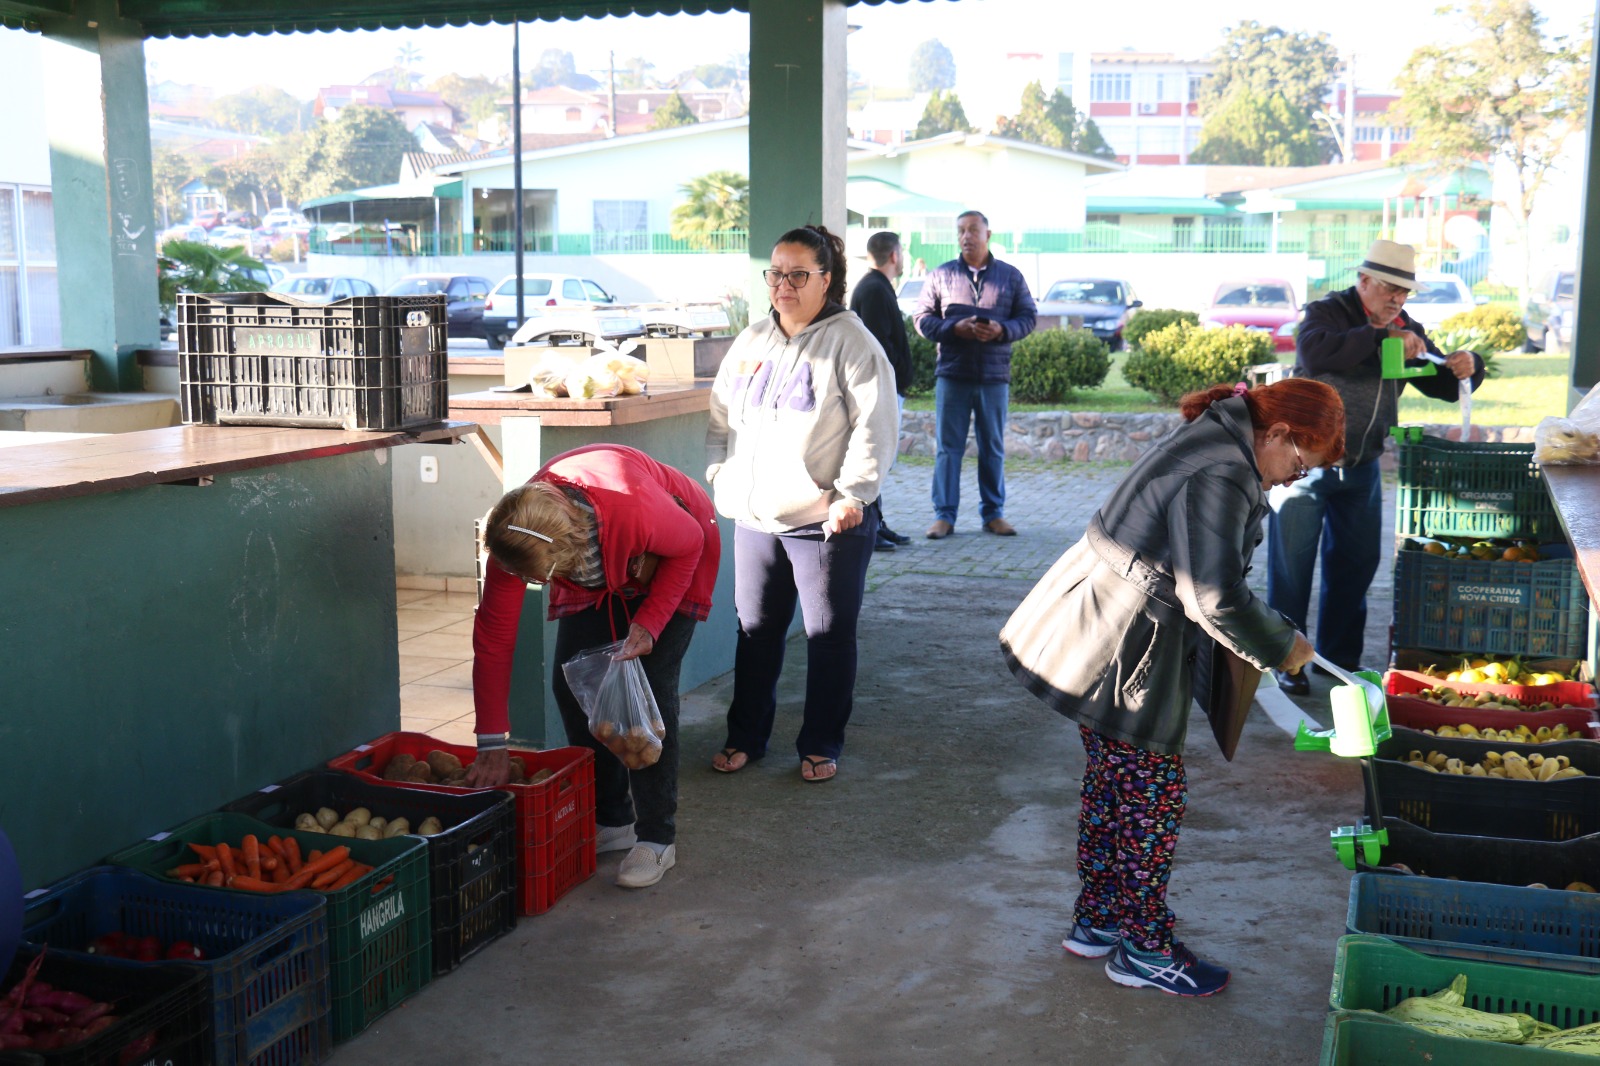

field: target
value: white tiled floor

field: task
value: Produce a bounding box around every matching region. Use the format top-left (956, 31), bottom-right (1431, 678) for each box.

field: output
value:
top-left (396, 583), bottom-right (478, 745)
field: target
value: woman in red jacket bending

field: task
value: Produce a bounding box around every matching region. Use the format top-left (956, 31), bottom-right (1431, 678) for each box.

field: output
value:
top-left (465, 444), bottom-right (720, 889)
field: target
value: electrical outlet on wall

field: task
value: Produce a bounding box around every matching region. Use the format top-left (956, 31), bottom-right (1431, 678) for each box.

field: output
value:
top-left (420, 455), bottom-right (439, 483)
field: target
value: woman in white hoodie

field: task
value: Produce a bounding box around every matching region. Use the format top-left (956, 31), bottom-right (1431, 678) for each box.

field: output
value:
top-left (705, 225), bottom-right (900, 782)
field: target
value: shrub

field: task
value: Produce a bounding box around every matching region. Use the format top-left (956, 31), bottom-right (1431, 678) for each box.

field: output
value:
top-left (1438, 303), bottom-right (1525, 353)
top-left (1009, 328), bottom-right (1111, 403)
top-left (905, 315), bottom-right (938, 396)
top-left (1123, 323), bottom-right (1274, 405)
top-left (1123, 308), bottom-right (1200, 352)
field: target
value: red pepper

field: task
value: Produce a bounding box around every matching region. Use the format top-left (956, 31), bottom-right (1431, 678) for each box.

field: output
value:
top-left (88, 932), bottom-right (128, 958)
top-left (165, 940), bottom-right (203, 961)
top-left (135, 935), bottom-right (161, 962)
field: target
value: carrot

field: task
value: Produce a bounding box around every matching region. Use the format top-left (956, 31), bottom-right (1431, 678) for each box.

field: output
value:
top-left (326, 863), bottom-right (369, 890)
top-left (307, 850), bottom-right (323, 864)
top-left (241, 835), bottom-right (261, 879)
top-left (311, 860), bottom-right (354, 889)
top-left (266, 836), bottom-right (288, 861)
top-left (283, 838), bottom-right (303, 875)
top-left (227, 876), bottom-right (280, 893)
top-left (215, 842), bottom-right (237, 880)
top-left (269, 861), bottom-right (290, 884)
top-left (187, 843), bottom-right (218, 862)
top-left (282, 846), bottom-right (351, 891)
top-left (166, 863), bottom-right (211, 879)
top-left (259, 853), bottom-right (279, 872)
top-left (205, 871), bottom-right (225, 886)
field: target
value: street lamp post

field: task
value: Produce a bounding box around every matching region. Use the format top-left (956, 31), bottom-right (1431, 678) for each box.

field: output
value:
top-left (1313, 109), bottom-right (1350, 164)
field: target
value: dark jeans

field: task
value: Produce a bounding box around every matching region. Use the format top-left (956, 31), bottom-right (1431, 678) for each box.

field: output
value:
top-left (552, 600), bottom-right (697, 846)
top-left (1266, 457), bottom-right (1384, 669)
top-left (724, 517), bottom-right (876, 762)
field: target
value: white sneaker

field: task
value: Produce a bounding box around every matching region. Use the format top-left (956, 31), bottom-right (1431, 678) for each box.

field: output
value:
top-left (596, 823), bottom-right (637, 854)
top-left (616, 844), bottom-right (676, 888)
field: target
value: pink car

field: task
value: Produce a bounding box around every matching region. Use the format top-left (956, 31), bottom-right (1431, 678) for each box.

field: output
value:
top-left (1202, 279), bottom-right (1300, 354)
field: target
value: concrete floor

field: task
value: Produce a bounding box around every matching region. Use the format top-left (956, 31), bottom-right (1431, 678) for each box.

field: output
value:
top-left (340, 458), bottom-right (1394, 1065)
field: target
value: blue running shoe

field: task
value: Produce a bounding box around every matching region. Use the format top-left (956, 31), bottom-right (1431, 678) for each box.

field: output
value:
top-left (1104, 940), bottom-right (1229, 997)
top-left (1061, 923), bottom-right (1120, 959)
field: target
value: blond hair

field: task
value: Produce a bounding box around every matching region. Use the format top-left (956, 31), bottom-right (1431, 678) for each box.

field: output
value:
top-left (484, 481), bottom-right (586, 582)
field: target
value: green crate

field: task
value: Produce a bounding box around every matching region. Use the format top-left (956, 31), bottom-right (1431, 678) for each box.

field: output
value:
top-left (106, 811), bottom-right (432, 1044)
top-left (1394, 435), bottom-right (1559, 540)
top-left (1392, 540), bottom-right (1587, 659)
top-left (1321, 1011), bottom-right (1569, 1064)
top-left (1332, 935), bottom-right (1600, 1028)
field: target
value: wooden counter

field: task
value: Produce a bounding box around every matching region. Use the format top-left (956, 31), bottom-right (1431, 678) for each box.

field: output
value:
top-left (0, 421), bottom-right (475, 508)
top-left (1540, 463), bottom-right (1600, 606)
top-left (448, 384), bottom-right (711, 427)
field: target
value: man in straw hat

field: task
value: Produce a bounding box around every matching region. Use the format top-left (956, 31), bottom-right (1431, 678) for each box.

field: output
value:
top-left (1267, 239), bottom-right (1484, 695)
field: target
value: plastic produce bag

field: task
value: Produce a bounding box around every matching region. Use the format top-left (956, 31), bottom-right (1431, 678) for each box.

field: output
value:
top-left (527, 349), bottom-right (586, 398)
top-left (1534, 380), bottom-right (1600, 464)
top-left (561, 640), bottom-right (664, 769)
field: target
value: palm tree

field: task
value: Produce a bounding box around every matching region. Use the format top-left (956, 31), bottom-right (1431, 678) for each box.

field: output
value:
top-left (157, 241), bottom-right (270, 310)
top-left (669, 170), bottom-right (749, 251)
top-left (394, 41), bottom-right (423, 91)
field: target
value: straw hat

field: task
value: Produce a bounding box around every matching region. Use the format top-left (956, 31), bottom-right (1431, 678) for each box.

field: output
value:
top-left (1356, 239), bottom-right (1418, 291)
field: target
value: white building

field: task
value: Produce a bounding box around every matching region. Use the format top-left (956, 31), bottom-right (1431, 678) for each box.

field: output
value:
top-left (0, 29), bottom-right (60, 347)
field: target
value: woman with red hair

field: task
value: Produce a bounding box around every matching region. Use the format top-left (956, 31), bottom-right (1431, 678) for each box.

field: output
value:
top-left (1000, 377), bottom-right (1343, 998)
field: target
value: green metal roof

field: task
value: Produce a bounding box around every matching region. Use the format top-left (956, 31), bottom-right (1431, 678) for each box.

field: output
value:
top-left (299, 177), bottom-right (462, 209)
top-left (1086, 196), bottom-right (1234, 217)
top-left (4, 0), bottom-right (922, 38)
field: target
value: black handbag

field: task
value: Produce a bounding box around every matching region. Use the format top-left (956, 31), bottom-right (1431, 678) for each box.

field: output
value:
top-left (1192, 634), bottom-right (1263, 762)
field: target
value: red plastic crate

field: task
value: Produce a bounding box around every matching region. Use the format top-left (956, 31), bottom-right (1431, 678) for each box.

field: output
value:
top-left (327, 732), bottom-right (596, 915)
top-left (1383, 685), bottom-right (1600, 740)
top-left (1387, 651), bottom-right (1596, 709)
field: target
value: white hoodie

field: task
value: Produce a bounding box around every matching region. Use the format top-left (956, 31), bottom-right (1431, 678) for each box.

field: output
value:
top-left (706, 306), bottom-right (900, 533)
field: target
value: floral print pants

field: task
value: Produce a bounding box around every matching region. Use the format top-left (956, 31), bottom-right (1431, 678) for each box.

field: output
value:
top-left (1072, 725), bottom-right (1188, 953)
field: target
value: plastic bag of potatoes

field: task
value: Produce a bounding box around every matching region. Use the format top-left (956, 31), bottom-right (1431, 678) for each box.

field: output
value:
top-left (562, 640), bottom-right (665, 769)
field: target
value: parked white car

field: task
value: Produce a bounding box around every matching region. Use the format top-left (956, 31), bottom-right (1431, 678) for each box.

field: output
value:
top-left (1405, 272), bottom-right (1483, 332)
top-left (896, 277), bottom-right (926, 317)
top-left (482, 273), bottom-right (621, 349)
top-left (269, 274), bottom-right (378, 304)
top-left (262, 208), bottom-right (309, 229)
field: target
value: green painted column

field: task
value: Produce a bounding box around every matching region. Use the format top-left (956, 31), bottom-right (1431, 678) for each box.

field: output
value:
top-left (42, 0), bottom-right (158, 390)
top-left (1571, 11), bottom-right (1600, 407)
top-left (747, 0), bottom-right (848, 315)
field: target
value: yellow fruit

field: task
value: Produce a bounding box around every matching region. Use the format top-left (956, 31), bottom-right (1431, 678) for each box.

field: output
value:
top-left (1423, 541), bottom-right (1448, 555)
top-left (1567, 882), bottom-right (1598, 893)
top-left (1460, 670), bottom-right (1486, 684)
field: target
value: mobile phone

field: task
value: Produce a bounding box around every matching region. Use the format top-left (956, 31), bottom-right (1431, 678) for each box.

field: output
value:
top-left (973, 316), bottom-right (991, 325)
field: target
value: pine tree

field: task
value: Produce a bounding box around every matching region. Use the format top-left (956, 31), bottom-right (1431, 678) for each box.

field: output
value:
top-left (914, 89), bottom-right (972, 139)
top-left (650, 91), bottom-right (699, 131)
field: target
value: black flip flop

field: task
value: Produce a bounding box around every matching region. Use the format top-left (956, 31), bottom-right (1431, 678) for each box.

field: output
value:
top-left (800, 755), bottom-right (837, 783)
top-left (712, 747), bottom-right (750, 774)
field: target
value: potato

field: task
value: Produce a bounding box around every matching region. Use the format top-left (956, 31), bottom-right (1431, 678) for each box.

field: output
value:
top-left (315, 807), bottom-right (340, 829)
top-left (384, 817), bottom-right (411, 838)
top-left (417, 816), bottom-right (444, 836)
top-left (507, 756), bottom-right (526, 777)
top-left (405, 762), bottom-right (434, 783)
top-left (355, 825), bottom-right (382, 841)
top-left (368, 816), bottom-right (387, 832)
top-left (329, 821), bottom-right (357, 837)
top-left (294, 812), bottom-right (321, 832)
top-left (529, 768), bottom-right (553, 785)
top-left (426, 750), bottom-right (462, 778)
top-left (345, 807), bottom-right (372, 828)
top-left (381, 761), bottom-right (412, 781)
top-left (443, 768), bottom-right (470, 785)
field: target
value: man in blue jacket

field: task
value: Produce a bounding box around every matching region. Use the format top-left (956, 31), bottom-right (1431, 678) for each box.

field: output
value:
top-left (1269, 239), bottom-right (1483, 694)
top-left (914, 210), bottom-right (1037, 539)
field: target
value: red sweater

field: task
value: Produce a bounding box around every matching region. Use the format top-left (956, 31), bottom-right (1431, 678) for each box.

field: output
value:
top-left (472, 444), bottom-right (721, 735)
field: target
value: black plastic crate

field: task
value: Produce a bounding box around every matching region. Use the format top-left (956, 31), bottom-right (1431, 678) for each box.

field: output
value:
top-left (20, 865), bottom-right (330, 1066)
top-left (177, 291), bottom-right (447, 431)
top-left (1359, 817), bottom-right (1600, 890)
top-left (0, 947), bottom-right (212, 1065)
top-left (221, 770), bottom-right (516, 976)
top-left (1364, 755), bottom-right (1600, 841)
top-left (1378, 731), bottom-right (1600, 773)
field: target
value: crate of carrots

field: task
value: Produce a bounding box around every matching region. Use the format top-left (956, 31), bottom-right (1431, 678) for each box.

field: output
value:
top-left (106, 811), bottom-right (431, 1044)
top-left (21, 864), bottom-right (331, 1065)
top-left (221, 769), bottom-right (516, 976)
top-left (327, 732), bottom-right (595, 916)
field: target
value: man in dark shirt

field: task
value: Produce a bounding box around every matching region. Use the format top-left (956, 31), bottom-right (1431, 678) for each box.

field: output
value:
top-left (850, 230), bottom-right (912, 550)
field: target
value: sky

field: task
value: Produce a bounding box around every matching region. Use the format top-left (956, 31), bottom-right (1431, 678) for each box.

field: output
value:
top-left (142, 0), bottom-right (1597, 101)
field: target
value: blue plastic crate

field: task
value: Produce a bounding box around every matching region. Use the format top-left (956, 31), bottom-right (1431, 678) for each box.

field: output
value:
top-left (1348, 873), bottom-right (1600, 974)
top-left (1392, 540), bottom-right (1588, 659)
top-left (21, 866), bottom-right (331, 1066)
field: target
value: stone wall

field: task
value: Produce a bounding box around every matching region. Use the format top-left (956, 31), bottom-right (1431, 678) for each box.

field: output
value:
top-left (898, 410), bottom-right (1538, 465)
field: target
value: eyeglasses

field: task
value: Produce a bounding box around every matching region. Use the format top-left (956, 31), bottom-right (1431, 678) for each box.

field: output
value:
top-left (762, 269), bottom-right (828, 289)
top-left (1371, 278), bottom-right (1410, 300)
top-left (1288, 439), bottom-right (1311, 483)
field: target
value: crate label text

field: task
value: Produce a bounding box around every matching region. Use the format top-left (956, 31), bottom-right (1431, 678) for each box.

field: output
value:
top-left (1450, 584), bottom-right (1529, 607)
top-left (359, 892), bottom-right (406, 940)
top-left (233, 327), bottom-right (321, 355)
top-left (554, 798), bottom-right (577, 824)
